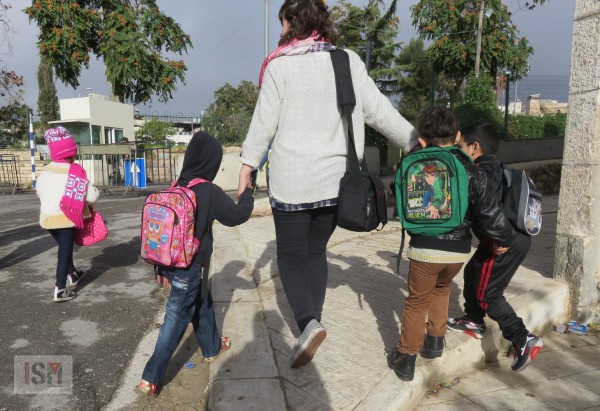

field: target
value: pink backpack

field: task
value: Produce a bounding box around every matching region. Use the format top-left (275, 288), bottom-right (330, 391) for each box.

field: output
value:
top-left (140, 178), bottom-right (208, 268)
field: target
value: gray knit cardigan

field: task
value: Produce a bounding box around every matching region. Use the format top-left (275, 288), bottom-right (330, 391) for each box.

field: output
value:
top-left (241, 48), bottom-right (418, 205)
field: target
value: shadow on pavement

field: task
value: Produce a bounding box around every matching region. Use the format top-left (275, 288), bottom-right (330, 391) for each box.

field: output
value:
top-left (76, 236), bottom-right (141, 291)
top-left (0, 226), bottom-right (54, 270)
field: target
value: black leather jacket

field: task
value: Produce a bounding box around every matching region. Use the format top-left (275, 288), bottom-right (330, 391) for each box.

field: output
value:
top-left (409, 149), bottom-right (515, 253)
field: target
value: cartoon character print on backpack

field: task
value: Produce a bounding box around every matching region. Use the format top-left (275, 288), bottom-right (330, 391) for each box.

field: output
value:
top-left (502, 167), bottom-right (542, 236)
top-left (142, 205), bottom-right (172, 264)
top-left (396, 147), bottom-right (471, 236)
top-left (407, 161), bottom-right (451, 220)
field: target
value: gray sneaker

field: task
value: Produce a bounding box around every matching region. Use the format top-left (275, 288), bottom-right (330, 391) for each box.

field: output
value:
top-left (290, 319), bottom-right (327, 368)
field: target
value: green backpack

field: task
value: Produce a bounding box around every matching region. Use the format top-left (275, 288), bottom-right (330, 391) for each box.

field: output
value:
top-left (395, 146), bottom-right (472, 236)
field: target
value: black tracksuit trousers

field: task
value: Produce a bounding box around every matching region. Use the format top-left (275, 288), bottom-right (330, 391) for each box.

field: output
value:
top-left (463, 231), bottom-right (531, 345)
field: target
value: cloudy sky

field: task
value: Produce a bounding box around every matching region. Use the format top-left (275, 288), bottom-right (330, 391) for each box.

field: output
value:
top-left (6, 0), bottom-right (575, 117)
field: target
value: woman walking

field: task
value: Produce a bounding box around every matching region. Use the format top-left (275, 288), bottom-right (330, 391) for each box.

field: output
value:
top-left (238, 0), bottom-right (417, 368)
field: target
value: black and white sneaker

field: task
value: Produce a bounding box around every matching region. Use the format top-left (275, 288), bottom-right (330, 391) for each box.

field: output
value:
top-left (67, 269), bottom-right (85, 289)
top-left (511, 333), bottom-right (544, 372)
top-left (53, 288), bottom-right (77, 302)
top-left (447, 316), bottom-right (487, 339)
top-left (290, 319), bottom-right (327, 368)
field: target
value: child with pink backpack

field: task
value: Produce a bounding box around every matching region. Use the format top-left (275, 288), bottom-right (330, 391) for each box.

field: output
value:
top-left (138, 132), bottom-right (254, 396)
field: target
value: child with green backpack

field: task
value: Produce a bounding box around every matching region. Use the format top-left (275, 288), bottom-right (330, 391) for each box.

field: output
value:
top-left (388, 107), bottom-right (515, 382)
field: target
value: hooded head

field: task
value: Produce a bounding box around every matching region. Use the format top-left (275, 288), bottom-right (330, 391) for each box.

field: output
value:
top-left (44, 126), bottom-right (78, 161)
top-left (178, 131), bottom-right (223, 185)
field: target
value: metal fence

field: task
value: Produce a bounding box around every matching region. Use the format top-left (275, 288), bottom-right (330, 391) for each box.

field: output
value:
top-left (0, 154), bottom-right (22, 194)
top-left (77, 143), bottom-right (177, 194)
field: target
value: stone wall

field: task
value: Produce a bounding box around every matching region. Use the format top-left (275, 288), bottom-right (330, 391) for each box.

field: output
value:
top-left (518, 162), bottom-right (562, 195)
top-left (0, 149), bottom-right (49, 190)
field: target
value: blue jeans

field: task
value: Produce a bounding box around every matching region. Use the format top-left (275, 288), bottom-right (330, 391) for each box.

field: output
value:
top-left (48, 228), bottom-right (76, 289)
top-left (142, 263), bottom-right (221, 385)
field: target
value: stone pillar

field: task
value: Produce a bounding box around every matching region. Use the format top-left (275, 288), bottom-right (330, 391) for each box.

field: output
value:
top-left (554, 0), bottom-right (600, 321)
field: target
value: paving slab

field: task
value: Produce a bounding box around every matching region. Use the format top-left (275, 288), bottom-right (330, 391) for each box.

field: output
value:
top-left (106, 194), bottom-right (581, 410)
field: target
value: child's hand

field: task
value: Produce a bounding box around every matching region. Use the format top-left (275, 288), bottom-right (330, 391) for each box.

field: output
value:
top-left (493, 242), bottom-right (509, 255)
top-left (156, 274), bottom-right (169, 287)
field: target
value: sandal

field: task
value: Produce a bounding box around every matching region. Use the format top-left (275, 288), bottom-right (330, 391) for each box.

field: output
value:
top-left (138, 380), bottom-right (158, 396)
top-left (204, 336), bottom-right (232, 363)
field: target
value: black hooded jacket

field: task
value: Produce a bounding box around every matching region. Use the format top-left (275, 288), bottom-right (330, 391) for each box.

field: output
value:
top-left (177, 132), bottom-right (254, 266)
top-left (474, 153), bottom-right (504, 199)
top-left (409, 148), bottom-right (515, 253)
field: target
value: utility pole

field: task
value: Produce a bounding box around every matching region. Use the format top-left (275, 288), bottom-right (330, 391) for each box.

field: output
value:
top-left (365, 39), bottom-right (372, 72)
top-left (265, 0), bottom-right (269, 57)
top-left (29, 113), bottom-right (36, 188)
top-left (475, 0), bottom-right (485, 77)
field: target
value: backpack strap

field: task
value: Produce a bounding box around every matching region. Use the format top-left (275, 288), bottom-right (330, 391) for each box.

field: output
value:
top-left (396, 228), bottom-right (406, 275)
top-left (188, 178), bottom-right (210, 188)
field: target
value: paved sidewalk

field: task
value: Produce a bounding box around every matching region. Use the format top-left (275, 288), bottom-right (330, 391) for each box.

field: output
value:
top-left (197, 195), bottom-right (592, 410)
top-left (416, 329), bottom-right (600, 411)
top-left (113, 194), bottom-right (600, 410)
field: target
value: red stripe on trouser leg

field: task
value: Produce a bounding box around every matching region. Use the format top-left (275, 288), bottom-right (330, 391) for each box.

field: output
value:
top-left (477, 254), bottom-right (496, 311)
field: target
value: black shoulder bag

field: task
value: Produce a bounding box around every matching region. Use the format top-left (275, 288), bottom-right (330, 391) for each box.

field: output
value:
top-left (330, 49), bottom-right (387, 232)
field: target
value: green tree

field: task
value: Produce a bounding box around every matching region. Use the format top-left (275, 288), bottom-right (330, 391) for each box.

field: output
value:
top-left (0, 2), bottom-right (24, 104)
top-left (397, 38), bottom-right (432, 121)
top-left (201, 81), bottom-right (259, 146)
top-left (411, 0), bottom-right (546, 103)
top-left (25, 0), bottom-right (192, 105)
top-left (0, 103), bottom-right (33, 148)
top-left (37, 57), bottom-right (59, 125)
top-left (135, 117), bottom-right (174, 143)
top-left (332, 0), bottom-right (403, 95)
top-left (454, 73), bottom-right (501, 130)
top-left (332, 0), bottom-right (405, 162)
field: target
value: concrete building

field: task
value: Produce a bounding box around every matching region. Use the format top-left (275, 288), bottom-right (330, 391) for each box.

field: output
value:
top-left (49, 94), bottom-right (135, 145)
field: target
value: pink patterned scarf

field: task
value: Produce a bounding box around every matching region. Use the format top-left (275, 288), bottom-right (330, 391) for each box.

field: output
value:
top-left (259, 31), bottom-right (333, 87)
top-left (57, 161), bottom-right (89, 229)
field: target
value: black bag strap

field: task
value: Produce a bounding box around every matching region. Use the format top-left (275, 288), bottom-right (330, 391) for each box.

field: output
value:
top-left (396, 228), bottom-right (406, 275)
top-left (330, 49), bottom-right (368, 177)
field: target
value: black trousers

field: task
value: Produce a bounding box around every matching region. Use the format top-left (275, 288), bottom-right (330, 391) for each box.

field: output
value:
top-left (463, 231), bottom-right (531, 345)
top-left (48, 227), bottom-right (76, 289)
top-left (272, 206), bottom-right (337, 329)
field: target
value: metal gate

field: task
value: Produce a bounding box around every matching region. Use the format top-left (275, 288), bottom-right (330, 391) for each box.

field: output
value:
top-left (0, 154), bottom-right (22, 194)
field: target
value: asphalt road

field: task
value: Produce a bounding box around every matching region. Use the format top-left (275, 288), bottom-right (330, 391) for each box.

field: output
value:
top-left (0, 189), bottom-right (165, 410)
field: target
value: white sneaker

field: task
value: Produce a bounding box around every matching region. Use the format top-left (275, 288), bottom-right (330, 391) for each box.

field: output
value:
top-left (290, 320), bottom-right (327, 368)
top-left (67, 269), bottom-right (85, 289)
top-left (53, 288), bottom-right (77, 302)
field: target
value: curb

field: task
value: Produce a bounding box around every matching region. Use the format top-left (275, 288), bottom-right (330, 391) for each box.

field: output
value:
top-left (357, 276), bottom-right (569, 410)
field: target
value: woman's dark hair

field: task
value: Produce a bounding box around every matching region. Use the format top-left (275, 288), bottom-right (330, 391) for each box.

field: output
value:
top-left (461, 123), bottom-right (500, 154)
top-left (279, 0), bottom-right (337, 46)
top-left (416, 106), bottom-right (459, 146)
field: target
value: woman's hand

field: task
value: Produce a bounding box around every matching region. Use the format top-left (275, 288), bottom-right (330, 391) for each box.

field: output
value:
top-left (238, 164), bottom-right (254, 198)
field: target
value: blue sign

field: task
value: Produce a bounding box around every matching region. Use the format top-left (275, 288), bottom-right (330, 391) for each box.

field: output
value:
top-left (124, 158), bottom-right (146, 188)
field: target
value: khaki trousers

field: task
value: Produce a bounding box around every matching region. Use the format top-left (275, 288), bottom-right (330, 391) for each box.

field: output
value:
top-left (397, 260), bottom-right (464, 354)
